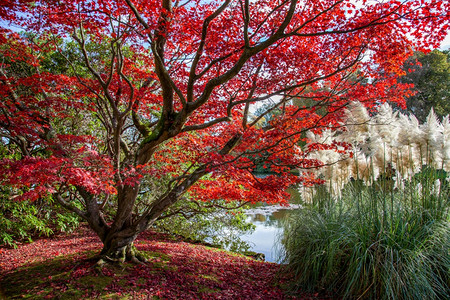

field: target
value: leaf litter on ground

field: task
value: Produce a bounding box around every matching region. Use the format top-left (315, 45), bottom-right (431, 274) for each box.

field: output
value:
top-left (0, 226), bottom-right (324, 299)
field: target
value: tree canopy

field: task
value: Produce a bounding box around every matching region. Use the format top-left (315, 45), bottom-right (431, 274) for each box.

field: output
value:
top-left (0, 0), bottom-right (449, 261)
top-left (400, 49), bottom-right (450, 122)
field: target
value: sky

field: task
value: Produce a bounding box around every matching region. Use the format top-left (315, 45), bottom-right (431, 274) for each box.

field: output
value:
top-left (440, 33), bottom-right (450, 50)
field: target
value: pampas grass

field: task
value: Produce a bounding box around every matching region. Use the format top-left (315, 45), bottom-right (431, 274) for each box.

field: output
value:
top-left (300, 103), bottom-right (450, 200)
top-left (282, 171), bottom-right (449, 299)
top-left (284, 104), bottom-right (449, 299)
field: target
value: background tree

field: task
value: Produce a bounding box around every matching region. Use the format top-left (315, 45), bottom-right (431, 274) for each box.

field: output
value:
top-left (0, 35), bottom-right (86, 247)
top-left (400, 49), bottom-right (450, 122)
top-left (0, 0), bottom-right (449, 262)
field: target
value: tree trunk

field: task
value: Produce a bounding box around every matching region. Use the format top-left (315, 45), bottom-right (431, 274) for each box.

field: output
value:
top-left (91, 135), bottom-right (243, 264)
top-left (98, 229), bottom-right (145, 263)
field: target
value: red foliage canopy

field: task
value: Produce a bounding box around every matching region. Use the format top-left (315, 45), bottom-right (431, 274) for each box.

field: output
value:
top-left (0, 0), bottom-right (448, 250)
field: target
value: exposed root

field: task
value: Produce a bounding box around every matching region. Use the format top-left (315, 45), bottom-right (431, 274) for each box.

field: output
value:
top-left (130, 256), bottom-right (144, 264)
top-left (133, 253), bottom-right (148, 264)
top-left (95, 258), bottom-right (107, 267)
top-left (95, 243), bottom-right (147, 266)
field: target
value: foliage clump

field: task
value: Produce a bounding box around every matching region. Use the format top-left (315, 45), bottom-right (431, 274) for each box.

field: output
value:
top-left (0, 195), bottom-right (80, 247)
top-left (301, 102), bottom-right (450, 200)
top-left (282, 176), bottom-right (449, 299)
top-left (284, 106), bottom-right (449, 299)
top-left (0, 146), bottom-right (80, 247)
top-left (400, 50), bottom-right (450, 122)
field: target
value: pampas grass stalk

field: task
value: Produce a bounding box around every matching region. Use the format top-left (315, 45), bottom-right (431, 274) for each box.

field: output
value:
top-left (287, 104), bottom-right (449, 299)
top-left (282, 172), bottom-right (449, 299)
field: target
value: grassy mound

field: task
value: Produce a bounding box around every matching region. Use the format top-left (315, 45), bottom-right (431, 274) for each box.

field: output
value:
top-left (1, 227), bottom-right (303, 299)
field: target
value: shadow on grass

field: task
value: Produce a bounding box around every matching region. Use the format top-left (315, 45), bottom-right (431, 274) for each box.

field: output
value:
top-left (0, 227), bottom-right (306, 299)
top-left (1, 245), bottom-right (294, 299)
top-left (1, 250), bottom-right (191, 299)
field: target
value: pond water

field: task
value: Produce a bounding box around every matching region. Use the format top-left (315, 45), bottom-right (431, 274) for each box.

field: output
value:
top-left (241, 205), bottom-right (300, 262)
top-left (241, 188), bottom-right (302, 263)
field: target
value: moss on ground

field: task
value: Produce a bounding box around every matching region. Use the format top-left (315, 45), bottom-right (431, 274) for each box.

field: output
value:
top-left (0, 234), bottom-right (295, 299)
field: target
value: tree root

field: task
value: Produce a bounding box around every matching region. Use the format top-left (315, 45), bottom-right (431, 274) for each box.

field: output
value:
top-left (95, 244), bottom-right (147, 266)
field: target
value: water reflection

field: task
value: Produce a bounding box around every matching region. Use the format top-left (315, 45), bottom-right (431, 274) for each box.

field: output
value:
top-left (240, 186), bottom-right (302, 262)
top-left (242, 206), bottom-right (299, 263)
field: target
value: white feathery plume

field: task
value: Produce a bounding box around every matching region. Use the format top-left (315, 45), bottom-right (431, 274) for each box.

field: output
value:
top-left (421, 108), bottom-right (443, 169)
top-left (312, 149), bottom-right (347, 197)
top-left (431, 179), bottom-right (441, 196)
top-left (409, 113), bottom-right (428, 167)
top-left (397, 113), bottom-right (416, 146)
top-left (305, 130), bottom-right (319, 144)
top-left (300, 185), bottom-right (315, 203)
top-left (341, 101), bottom-right (371, 144)
top-left (373, 102), bottom-right (400, 147)
top-left (396, 113), bottom-right (423, 177)
top-left (372, 105), bottom-right (400, 175)
top-left (298, 103), bottom-right (448, 200)
top-left (389, 111), bottom-right (408, 173)
top-left (407, 114), bottom-right (424, 146)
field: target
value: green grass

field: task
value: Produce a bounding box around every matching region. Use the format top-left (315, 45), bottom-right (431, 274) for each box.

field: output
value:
top-left (2, 252), bottom-right (169, 299)
top-left (1, 234), bottom-right (293, 299)
top-left (281, 170), bottom-right (449, 299)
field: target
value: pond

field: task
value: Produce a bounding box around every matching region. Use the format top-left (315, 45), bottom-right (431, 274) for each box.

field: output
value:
top-left (241, 188), bottom-right (302, 263)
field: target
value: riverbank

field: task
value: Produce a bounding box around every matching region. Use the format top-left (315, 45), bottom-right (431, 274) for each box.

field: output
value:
top-left (0, 226), bottom-right (315, 299)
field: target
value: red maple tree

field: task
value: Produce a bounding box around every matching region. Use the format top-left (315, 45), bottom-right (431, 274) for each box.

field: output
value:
top-left (0, 0), bottom-right (448, 261)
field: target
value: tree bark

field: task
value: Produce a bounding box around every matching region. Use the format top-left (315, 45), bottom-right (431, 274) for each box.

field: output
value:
top-left (99, 233), bottom-right (140, 263)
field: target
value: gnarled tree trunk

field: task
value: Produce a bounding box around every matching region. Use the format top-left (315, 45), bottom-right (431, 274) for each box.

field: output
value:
top-left (99, 231), bottom-right (141, 263)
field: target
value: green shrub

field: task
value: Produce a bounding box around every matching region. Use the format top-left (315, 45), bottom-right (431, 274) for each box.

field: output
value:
top-left (0, 191), bottom-right (81, 248)
top-left (156, 198), bottom-right (255, 252)
top-left (281, 171), bottom-right (449, 299)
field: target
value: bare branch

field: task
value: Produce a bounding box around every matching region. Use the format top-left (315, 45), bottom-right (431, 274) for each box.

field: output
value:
top-left (181, 116), bottom-right (232, 133)
top-left (54, 193), bottom-right (88, 220)
top-left (187, 0), bottom-right (232, 102)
